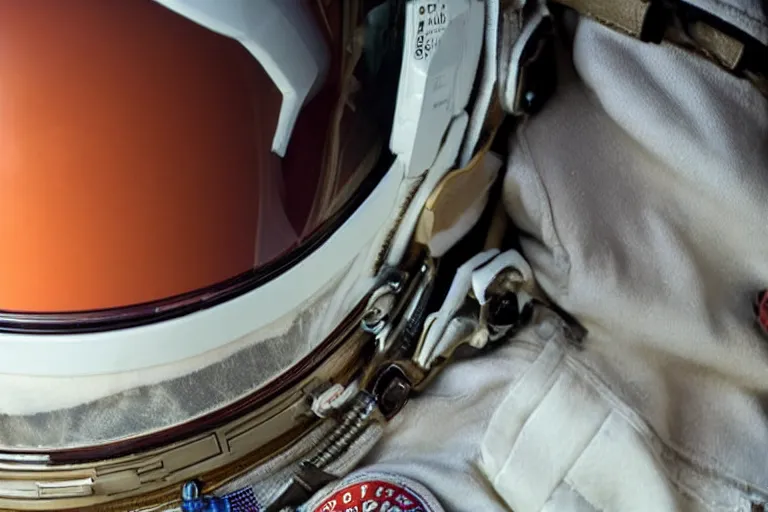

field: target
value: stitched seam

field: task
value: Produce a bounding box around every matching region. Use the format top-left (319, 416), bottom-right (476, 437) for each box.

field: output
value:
top-left (571, 350), bottom-right (765, 493)
top-left (516, 129), bottom-right (564, 259)
top-left (569, 353), bottom-right (765, 497)
top-left (557, 481), bottom-right (604, 512)
top-left (420, 341), bottom-right (540, 399)
top-left (516, 128), bottom-right (573, 298)
top-left (557, 338), bottom-right (768, 500)
top-left (563, 466), bottom-right (722, 512)
top-left (702, 0), bottom-right (768, 30)
top-left (499, 342), bottom-right (564, 415)
top-left (492, 350), bottom-right (565, 488)
top-left (539, 403), bottom-right (611, 508)
top-left (560, 413), bottom-right (612, 512)
top-left (561, 410), bottom-right (725, 512)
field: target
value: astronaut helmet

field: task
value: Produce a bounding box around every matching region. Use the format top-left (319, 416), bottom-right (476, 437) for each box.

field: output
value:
top-left (0, 1), bottom-right (503, 510)
top-left (2, 1), bottom-right (763, 511)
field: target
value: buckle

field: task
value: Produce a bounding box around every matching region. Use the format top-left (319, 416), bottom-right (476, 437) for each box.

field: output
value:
top-left (360, 250), bottom-right (543, 419)
top-left (502, 5), bottom-right (558, 116)
top-left (514, 16), bottom-right (557, 115)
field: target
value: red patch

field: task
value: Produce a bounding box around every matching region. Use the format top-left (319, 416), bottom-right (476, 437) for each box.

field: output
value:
top-left (313, 479), bottom-right (433, 512)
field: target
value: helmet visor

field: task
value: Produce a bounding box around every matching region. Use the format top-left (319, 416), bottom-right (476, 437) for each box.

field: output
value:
top-left (0, 0), bottom-right (395, 332)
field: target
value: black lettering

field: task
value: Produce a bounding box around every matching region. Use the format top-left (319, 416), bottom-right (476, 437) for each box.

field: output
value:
top-left (427, 13), bottom-right (446, 26)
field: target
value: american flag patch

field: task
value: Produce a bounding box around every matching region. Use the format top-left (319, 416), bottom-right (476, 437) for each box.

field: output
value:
top-left (224, 487), bottom-right (262, 512)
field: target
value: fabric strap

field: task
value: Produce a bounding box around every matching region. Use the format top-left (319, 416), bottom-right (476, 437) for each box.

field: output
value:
top-left (553, 0), bottom-right (651, 37)
top-left (549, 0), bottom-right (768, 96)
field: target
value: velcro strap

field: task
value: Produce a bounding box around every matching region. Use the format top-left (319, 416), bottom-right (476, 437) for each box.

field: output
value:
top-left (553, 0), bottom-right (651, 38)
top-left (549, 0), bottom-right (768, 98)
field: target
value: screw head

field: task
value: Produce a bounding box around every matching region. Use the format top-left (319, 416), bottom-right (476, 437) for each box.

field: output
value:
top-left (524, 90), bottom-right (536, 107)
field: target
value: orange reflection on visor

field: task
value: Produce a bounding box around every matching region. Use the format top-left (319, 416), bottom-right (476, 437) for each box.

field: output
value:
top-left (0, 0), bottom-right (290, 312)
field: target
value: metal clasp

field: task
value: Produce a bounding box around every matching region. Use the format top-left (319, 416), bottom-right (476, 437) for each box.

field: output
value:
top-left (360, 250), bottom-right (542, 418)
top-left (501, 3), bottom-right (557, 116)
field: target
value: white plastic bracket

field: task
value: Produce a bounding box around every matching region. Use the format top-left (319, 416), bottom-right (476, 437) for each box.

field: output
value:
top-left (153, 0), bottom-right (329, 156)
top-left (390, 0), bottom-right (485, 177)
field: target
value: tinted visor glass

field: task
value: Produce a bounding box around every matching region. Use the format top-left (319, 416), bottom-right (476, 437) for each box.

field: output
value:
top-left (0, 0), bottom-right (402, 332)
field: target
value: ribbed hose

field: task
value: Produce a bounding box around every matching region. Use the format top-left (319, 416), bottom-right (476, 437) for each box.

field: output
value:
top-left (307, 392), bottom-right (376, 468)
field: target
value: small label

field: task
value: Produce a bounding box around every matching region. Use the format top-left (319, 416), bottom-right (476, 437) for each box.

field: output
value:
top-left (413, 1), bottom-right (450, 61)
top-left (312, 475), bottom-right (442, 512)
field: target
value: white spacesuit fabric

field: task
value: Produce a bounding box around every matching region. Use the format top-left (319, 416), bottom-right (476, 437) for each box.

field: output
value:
top-left (331, 2), bottom-right (768, 511)
top-left (1, 1), bottom-right (765, 510)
